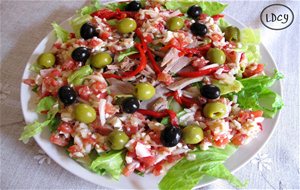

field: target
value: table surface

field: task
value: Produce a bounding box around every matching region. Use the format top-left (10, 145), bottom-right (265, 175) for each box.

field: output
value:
top-left (1, 0), bottom-right (299, 189)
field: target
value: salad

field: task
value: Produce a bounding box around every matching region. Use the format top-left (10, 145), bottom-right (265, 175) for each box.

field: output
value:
top-left (20, 0), bottom-right (283, 189)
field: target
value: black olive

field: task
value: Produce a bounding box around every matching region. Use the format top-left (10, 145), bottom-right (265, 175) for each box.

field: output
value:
top-left (187, 5), bottom-right (202, 19)
top-left (122, 97), bottom-right (140, 113)
top-left (125, 1), bottom-right (141, 11)
top-left (71, 47), bottom-right (90, 62)
top-left (160, 126), bottom-right (182, 147)
top-left (200, 84), bottom-right (220, 99)
top-left (58, 86), bottom-right (77, 106)
top-left (190, 22), bottom-right (208, 37)
top-left (80, 23), bottom-right (98, 40)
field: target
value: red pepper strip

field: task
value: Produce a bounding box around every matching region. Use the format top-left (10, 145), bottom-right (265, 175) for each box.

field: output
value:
top-left (181, 43), bottom-right (212, 56)
top-left (102, 73), bottom-right (121, 79)
top-left (137, 109), bottom-right (168, 118)
top-left (165, 110), bottom-right (178, 126)
top-left (181, 96), bottom-right (198, 107)
top-left (91, 8), bottom-right (128, 20)
top-left (136, 28), bottom-right (161, 75)
top-left (122, 43), bottom-right (147, 78)
top-left (147, 50), bottom-right (162, 74)
top-left (137, 109), bottom-right (178, 127)
top-left (178, 67), bottom-right (219, 78)
top-left (211, 14), bottom-right (224, 21)
top-left (165, 91), bottom-right (182, 105)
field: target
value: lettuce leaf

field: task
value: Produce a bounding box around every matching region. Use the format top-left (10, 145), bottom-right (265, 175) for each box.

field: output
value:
top-left (20, 103), bottom-right (59, 143)
top-left (90, 150), bottom-right (125, 180)
top-left (212, 79), bottom-right (243, 95)
top-left (29, 63), bottom-right (43, 73)
top-left (159, 144), bottom-right (245, 190)
top-left (36, 96), bottom-right (56, 114)
top-left (205, 164), bottom-right (248, 188)
top-left (67, 65), bottom-right (93, 84)
top-left (236, 28), bottom-right (261, 63)
top-left (52, 22), bottom-right (69, 43)
top-left (165, 0), bottom-right (227, 16)
top-left (218, 18), bottom-right (230, 31)
top-left (117, 47), bottom-right (138, 62)
top-left (79, 0), bottom-right (101, 15)
top-left (237, 70), bottom-right (284, 118)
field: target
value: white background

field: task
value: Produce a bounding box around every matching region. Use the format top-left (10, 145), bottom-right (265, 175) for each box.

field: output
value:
top-left (0, 0), bottom-right (299, 189)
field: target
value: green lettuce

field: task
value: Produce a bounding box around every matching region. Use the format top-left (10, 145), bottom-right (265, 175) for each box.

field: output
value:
top-left (236, 70), bottom-right (284, 118)
top-left (218, 18), bottom-right (230, 31)
top-left (117, 47), bottom-right (138, 62)
top-left (90, 150), bottom-right (125, 180)
top-left (20, 103), bottom-right (59, 143)
top-left (79, 0), bottom-right (101, 15)
top-left (165, 0), bottom-right (227, 16)
top-left (159, 144), bottom-right (246, 190)
top-left (52, 22), bottom-right (69, 43)
top-left (236, 28), bottom-right (261, 63)
top-left (67, 65), bottom-right (93, 84)
top-left (36, 96), bottom-right (56, 114)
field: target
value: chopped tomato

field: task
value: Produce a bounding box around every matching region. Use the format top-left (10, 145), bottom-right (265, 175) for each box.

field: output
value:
top-left (231, 133), bottom-right (247, 146)
top-left (105, 103), bottom-right (118, 115)
top-left (76, 85), bottom-right (91, 101)
top-left (243, 63), bottom-right (264, 78)
top-left (124, 123), bottom-right (139, 136)
top-left (157, 72), bottom-right (174, 85)
top-left (88, 38), bottom-right (101, 48)
top-left (251, 110), bottom-right (264, 118)
top-left (23, 79), bottom-right (36, 87)
top-left (100, 32), bottom-right (110, 40)
top-left (166, 154), bottom-right (183, 163)
top-left (210, 34), bottom-right (223, 42)
top-left (138, 156), bottom-right (156, 168)
top-left (82, 136), bottom-right (96, 145)
top-left (50, 133), bottom-right (69, 147)
top-left (90, 118), bottom-right (113, 135)
top-left (91, 81), bottom-right (107, 94)
top-left (192, 58), bottom-right (208, 69)
top-left (122, 164), bottom-right (136, 176)
top-left (148, 132), bottom-right (161, 144)
top-left (68, 145), bottom-right (81, 154)
top-left (57, 122), bottom-right (73, 134)
top-left (152, 162), bottom-right (164, 176)
top-left (61, 59), bottom-right (78, 71)
top-left (214, 135), bottom-right (229, 147)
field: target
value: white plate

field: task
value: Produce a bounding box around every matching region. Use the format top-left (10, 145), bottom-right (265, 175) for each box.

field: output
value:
top-left (20, 13), bottom-right (282, 189)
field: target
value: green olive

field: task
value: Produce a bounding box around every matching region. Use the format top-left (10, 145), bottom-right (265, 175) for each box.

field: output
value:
top-left (74, 103), bottom-right (96, 124)
top-left (108, 130), bottom-right (129, 150)
top-left (203, 102), bottom-right (227, 119)
top-left (182, 124), bottom-right (204, 144)
top-left (117, 18), bottom-right (137, 34)
top-left (135, 82), bottom-right (156, 100)
top-left (167, 17), bottom-right (185, 31)
top-left (91, 52), bottom-right (112, 68)
top-left (206, 48), bottom-right (226, 65)
top-left (37, 53), bottom-right (55, 68)
top-left (224, 26), bottom-right (240, 42)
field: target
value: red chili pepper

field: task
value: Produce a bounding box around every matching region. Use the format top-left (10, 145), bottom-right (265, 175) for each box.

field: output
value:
top-left (181, 96), bottom-right (198, 107)
top-left (122, 43), bottom-right (147, 78)
top-left (211, 14), bottom-right (224, 21)
top-left (165, 91), bottom-right (182, 105)
top-left (137, 109), bottom-right (178, 126)
top-left (102, 73), bottom-right (121, 79)
top-left (137, 109), bottom-right (168, 118)
top-left (136, 28), bottom-right (161, 75)
top-left (178, 67), bottom-right (219, 77)
top-left (147, 50), bottom-right (162, 74)
top-left (165, 110), bottom-right (178, 126)
top-left (102, 43), bottom-right (147, 79)
top-left (91, 8), bottom-right (132, 20)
